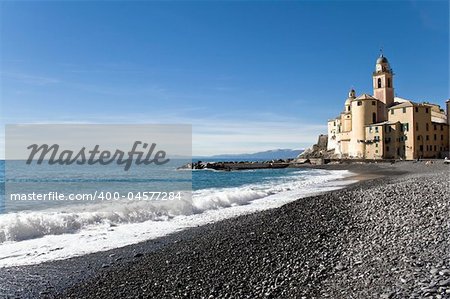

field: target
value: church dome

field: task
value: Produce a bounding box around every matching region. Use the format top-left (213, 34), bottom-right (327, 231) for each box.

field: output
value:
top-left (345, 98), bottom-right (352, 106)
top-left (376, 55), bottom-right (388, 64)
top-left (348, 88), bottom-right (356, 99)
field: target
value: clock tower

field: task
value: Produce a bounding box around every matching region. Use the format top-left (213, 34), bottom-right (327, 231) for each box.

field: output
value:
top-left (373, 54), bottom-right (394, 107)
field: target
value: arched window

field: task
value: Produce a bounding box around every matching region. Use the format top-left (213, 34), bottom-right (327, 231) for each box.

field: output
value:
top-left (372, 112), bottom-right (376, 123)
top-left (387, 78), bottom-right (391, 88)
top-left (377, 78), bottom-right (382, 88)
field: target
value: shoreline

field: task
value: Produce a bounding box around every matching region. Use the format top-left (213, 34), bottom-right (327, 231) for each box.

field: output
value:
top-left (0, 162), bottom-right (448, 298)
top-left (0, 165), bottom-right (355, 268)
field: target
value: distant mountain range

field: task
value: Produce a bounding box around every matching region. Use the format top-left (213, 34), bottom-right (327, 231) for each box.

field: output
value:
top-left (193, 149), bottom-right (304, 161)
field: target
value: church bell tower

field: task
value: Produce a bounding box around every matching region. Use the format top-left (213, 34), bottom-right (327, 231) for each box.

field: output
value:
top-left (373, 54), bottom-right (394, 107)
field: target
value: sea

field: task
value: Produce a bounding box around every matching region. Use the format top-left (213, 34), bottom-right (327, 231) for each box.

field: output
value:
top-left (0, 159), bottom-right (355, 267)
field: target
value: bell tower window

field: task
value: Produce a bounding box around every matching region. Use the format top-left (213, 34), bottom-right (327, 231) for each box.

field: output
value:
top-left (377, 78), bottom-right (382, 88)
top-left (372, 112), bottom-right (376, 123)
top-left (387, 78), bottom-right (391, 88)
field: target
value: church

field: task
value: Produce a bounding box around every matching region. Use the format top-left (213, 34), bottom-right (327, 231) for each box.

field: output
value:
top-left (327, 54), bottom-right (449, 160)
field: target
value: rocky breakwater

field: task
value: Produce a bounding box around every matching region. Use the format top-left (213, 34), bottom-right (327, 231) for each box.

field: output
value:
top-left (177, 160), bottom-right (292, 171)
top-left (293, 134), bottom-right (337, 165)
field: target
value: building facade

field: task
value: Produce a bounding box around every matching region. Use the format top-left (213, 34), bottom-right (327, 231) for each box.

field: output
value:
top-left (327, 54), bottom-right (449, 160)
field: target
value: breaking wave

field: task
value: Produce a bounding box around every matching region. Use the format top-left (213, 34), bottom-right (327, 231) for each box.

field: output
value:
top-left (0, 169), bottom-right (351, 244)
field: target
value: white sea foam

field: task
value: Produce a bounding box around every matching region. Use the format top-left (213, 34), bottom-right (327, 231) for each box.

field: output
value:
top-left (0, 169), bottom-right (356, 267)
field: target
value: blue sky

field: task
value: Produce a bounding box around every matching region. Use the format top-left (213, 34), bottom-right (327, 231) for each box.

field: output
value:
top-left (0, 1), bottom-right (448, 156)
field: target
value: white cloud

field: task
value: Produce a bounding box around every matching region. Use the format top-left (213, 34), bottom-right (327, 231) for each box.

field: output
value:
top-left (0, 111), bottom-right (325, 158)
top-left (0, 72), bottom-right (60, 86)
top-left (191, 119), bottom-right (323, 155)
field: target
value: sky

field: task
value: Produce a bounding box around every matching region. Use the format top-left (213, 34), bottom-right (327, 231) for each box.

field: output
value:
top-left (0, 0), bottom-right (448, 157)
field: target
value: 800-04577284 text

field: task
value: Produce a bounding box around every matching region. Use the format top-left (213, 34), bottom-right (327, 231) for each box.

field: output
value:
top-left (9, 191), bottom-right (183, 201)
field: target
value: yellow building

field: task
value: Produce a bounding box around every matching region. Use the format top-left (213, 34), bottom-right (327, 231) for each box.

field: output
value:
top-left (327, 54), bottom-right (449, 160)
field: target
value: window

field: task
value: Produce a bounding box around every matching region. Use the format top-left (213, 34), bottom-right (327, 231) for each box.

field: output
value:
top-left (415, 107), bottom-right (418, 113)
top-left (426, 135), bottom-right (429, 141)
top-left (434, 134), bottom-right (437, 141)
top-left (375, 150), bottom-right (378, 154)
top-left (425, 108), bottom-right (429, 113)
top-left (402, 107), bottom-right (406, 113)
top-left (391, 109), bottom-right (394, 115)
top-left (369, 127), bottom-right (372, 133)
top-left (416, 123), bottom-right (419, 131)
top-left (417, 136), bottom-right (420, 141)
top-left (376, 143), bottom-right (378, 147)
top-left (442, 135), bottom-right (444, 141)
top-left (434, 145), bottom-right (437, 151)
top-left (375, 127), bottom-right (379, 133)
top-left (386, 146), bottom-right (390, 152)
top-left (357, 101), bottom-right (362, 106)
top-left (434, 125), bottom-right (437, 130)
top-left (347, 106), bottom-right (350, 112)
top-left (377, 78), bottom-right (382, 88)
top-left (372, 101), bottom-right (376, 106)
top-left (372, 113), bottom-right (377, 123)
top-left (426, 123), bottom-right (429, 131)
top-left (389, 126), bottom-right (392, 132)
top-left (420, 145), bottom-right (423, 151)
top-left (388, 78), bottom-right (391, 88)
top-left (441, 125), bottom-right (444, 131)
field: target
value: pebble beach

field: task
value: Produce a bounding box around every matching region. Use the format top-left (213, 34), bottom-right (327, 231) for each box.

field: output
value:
top-left (1, 162), bottom-right (448, 298)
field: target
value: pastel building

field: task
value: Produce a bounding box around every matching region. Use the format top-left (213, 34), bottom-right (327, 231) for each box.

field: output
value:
top-left (327, 54), bottom-right (449, 160)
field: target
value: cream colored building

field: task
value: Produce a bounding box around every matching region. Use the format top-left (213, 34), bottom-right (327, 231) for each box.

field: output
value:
top-left (327, 54), bottom-right (449, 160)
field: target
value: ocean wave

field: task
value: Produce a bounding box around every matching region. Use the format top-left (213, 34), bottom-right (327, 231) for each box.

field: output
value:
top-left (0, 170), bottom-right (351, 244)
